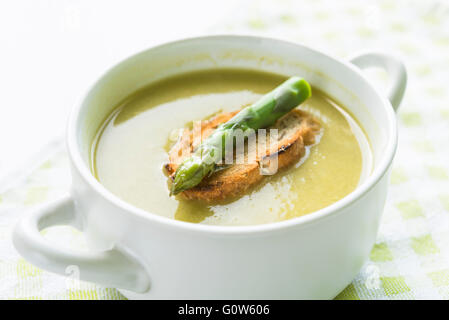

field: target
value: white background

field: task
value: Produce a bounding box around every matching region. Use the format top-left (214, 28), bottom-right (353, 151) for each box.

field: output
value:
top-left (0, 0), bottom-right (238, 190)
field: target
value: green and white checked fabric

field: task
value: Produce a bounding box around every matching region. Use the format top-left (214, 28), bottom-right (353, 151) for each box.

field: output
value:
top-left (1, 0), bottom-right (448, 299)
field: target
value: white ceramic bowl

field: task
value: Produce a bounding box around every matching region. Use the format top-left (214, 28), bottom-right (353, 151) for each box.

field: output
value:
top-left (13, 36), bottom-right (406, 299)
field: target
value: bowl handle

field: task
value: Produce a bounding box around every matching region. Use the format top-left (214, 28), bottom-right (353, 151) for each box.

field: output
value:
top-left (349, 51), bottom-right (407, 112)
top-left (12, 194), bottom-right (151, 293)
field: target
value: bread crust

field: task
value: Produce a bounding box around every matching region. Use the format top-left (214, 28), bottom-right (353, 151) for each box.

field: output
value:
top-left (165, 109), bottom-right (321, 202)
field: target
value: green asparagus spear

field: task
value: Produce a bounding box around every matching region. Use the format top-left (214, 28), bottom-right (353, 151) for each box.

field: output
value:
top-left (170, 76), bottom-right (312, 195)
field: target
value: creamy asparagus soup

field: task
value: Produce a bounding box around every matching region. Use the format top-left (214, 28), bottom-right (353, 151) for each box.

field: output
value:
top-left (92, 69), bottom-right (371, 226)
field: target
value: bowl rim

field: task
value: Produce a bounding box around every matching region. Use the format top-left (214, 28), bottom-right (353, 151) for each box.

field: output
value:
top-left (67, 34), bottom-right (398, 235)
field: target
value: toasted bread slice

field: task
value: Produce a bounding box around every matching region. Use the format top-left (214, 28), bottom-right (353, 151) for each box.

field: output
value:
top-left (165, 109), bottom-right (321, 202)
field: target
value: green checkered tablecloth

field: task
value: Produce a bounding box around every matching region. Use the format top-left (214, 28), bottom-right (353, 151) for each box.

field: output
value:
top-left (1, 0), bottom-right (448, 299)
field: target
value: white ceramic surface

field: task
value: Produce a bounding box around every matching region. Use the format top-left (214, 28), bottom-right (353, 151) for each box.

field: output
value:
top-left (13, 36), bottom-right (406, 299)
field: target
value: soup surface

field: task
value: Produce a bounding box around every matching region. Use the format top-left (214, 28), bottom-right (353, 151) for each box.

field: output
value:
top-left (93, 69), bottom-right (370, 226)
